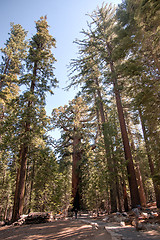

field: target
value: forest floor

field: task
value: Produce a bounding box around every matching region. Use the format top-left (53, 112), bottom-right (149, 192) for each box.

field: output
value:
top-left (0, 219), bottom-right (112, 240)
top-left (0, 216), bottom-right (160, 240)
top-left (80, 215), bottom-right (160, 240)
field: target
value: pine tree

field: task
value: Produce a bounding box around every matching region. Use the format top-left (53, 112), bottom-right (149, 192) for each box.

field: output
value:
top-left (12, 16), bottom-right (57, 222)
top-left (0, 23), bottom-right (27, 142)
top-left (0, 24), bottom-right (27, 221)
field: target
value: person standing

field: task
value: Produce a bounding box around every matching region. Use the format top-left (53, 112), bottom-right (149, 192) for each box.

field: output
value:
top-left (75, 208), bottom-right (78, 219)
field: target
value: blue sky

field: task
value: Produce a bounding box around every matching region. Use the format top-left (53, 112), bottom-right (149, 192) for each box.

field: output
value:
top-left (1, 0), bottom-right (122, 138)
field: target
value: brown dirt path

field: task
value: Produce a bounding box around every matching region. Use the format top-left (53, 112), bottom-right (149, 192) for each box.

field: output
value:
top-left (0, 219), bottom-right (112, 240)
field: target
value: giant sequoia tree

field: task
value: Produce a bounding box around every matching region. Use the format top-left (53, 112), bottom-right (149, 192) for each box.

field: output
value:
top-left (52, 97), bottom-right (93, 210)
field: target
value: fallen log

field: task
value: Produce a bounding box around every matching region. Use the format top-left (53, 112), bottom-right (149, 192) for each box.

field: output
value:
top-left (25, 212), bottom-right (52, 224)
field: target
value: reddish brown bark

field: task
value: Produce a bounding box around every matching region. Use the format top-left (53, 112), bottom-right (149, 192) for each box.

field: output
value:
top-left (72, 134), bottom-right (81, 210)
top-left (125, 111), bottom-right (146, 207)
top-left (28, 160), bottom-right (35, 213)
top-left (12, 62), bottom-right (37, 222)
top-left (106, 42), bottom-right (140, 208)
top-left (12, 149), bottom-right (22, 222)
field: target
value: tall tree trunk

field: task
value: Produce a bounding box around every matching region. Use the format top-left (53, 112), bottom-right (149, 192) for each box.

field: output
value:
top-left (72, 134), bottom-right (81, 210)
top-left (28, 159), bottom-right (35, 213)
top-left (134, 159), bottom-right (147, 207)
top-left (122, 178), bottom-right (129, 212)
top-left (12, 62), bottom-right (37, 222)
top-left (12, 148), bottom-right (22, 222)
top-left (124, 110), bottom-right (146, 207)
top-left (139, 108), bottom-right (160, 208)
top-left (106, 42), bottom-right (140, 208)
top-left (13, 143), bottom-right (29, 221)
top-left (4, 194), bottom-right (9, 221)
top-left (95, 78), bottom-right (117, 212)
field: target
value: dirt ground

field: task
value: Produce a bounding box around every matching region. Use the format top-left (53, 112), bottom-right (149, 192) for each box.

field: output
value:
top-left (0, 219), bottom-right (112, 240)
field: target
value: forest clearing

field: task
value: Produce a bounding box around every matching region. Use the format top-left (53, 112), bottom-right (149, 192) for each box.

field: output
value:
top-left (0, 0), bottom-right (160, 239)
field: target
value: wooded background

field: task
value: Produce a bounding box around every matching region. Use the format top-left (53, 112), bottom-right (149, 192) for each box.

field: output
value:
top-left (0, 0), bottom-right (160, 222)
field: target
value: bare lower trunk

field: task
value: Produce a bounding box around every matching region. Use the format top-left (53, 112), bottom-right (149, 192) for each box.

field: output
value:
top-left (12, 62), bottom-right (37, 222)
top-left (125, 110), bottom-right (146, 207)
top-left (135, 162), bottom-right (146, 207)
top-left (114, 86), bottom-right (140, 207)
top-left (28, 160), bottom-right (35, 213)
top-left (72, 135), bottom-right (81, 210)
top-left (13, 144), bottom-right (28, 221)
top-left (12, 148), bottom-right (22, 222)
